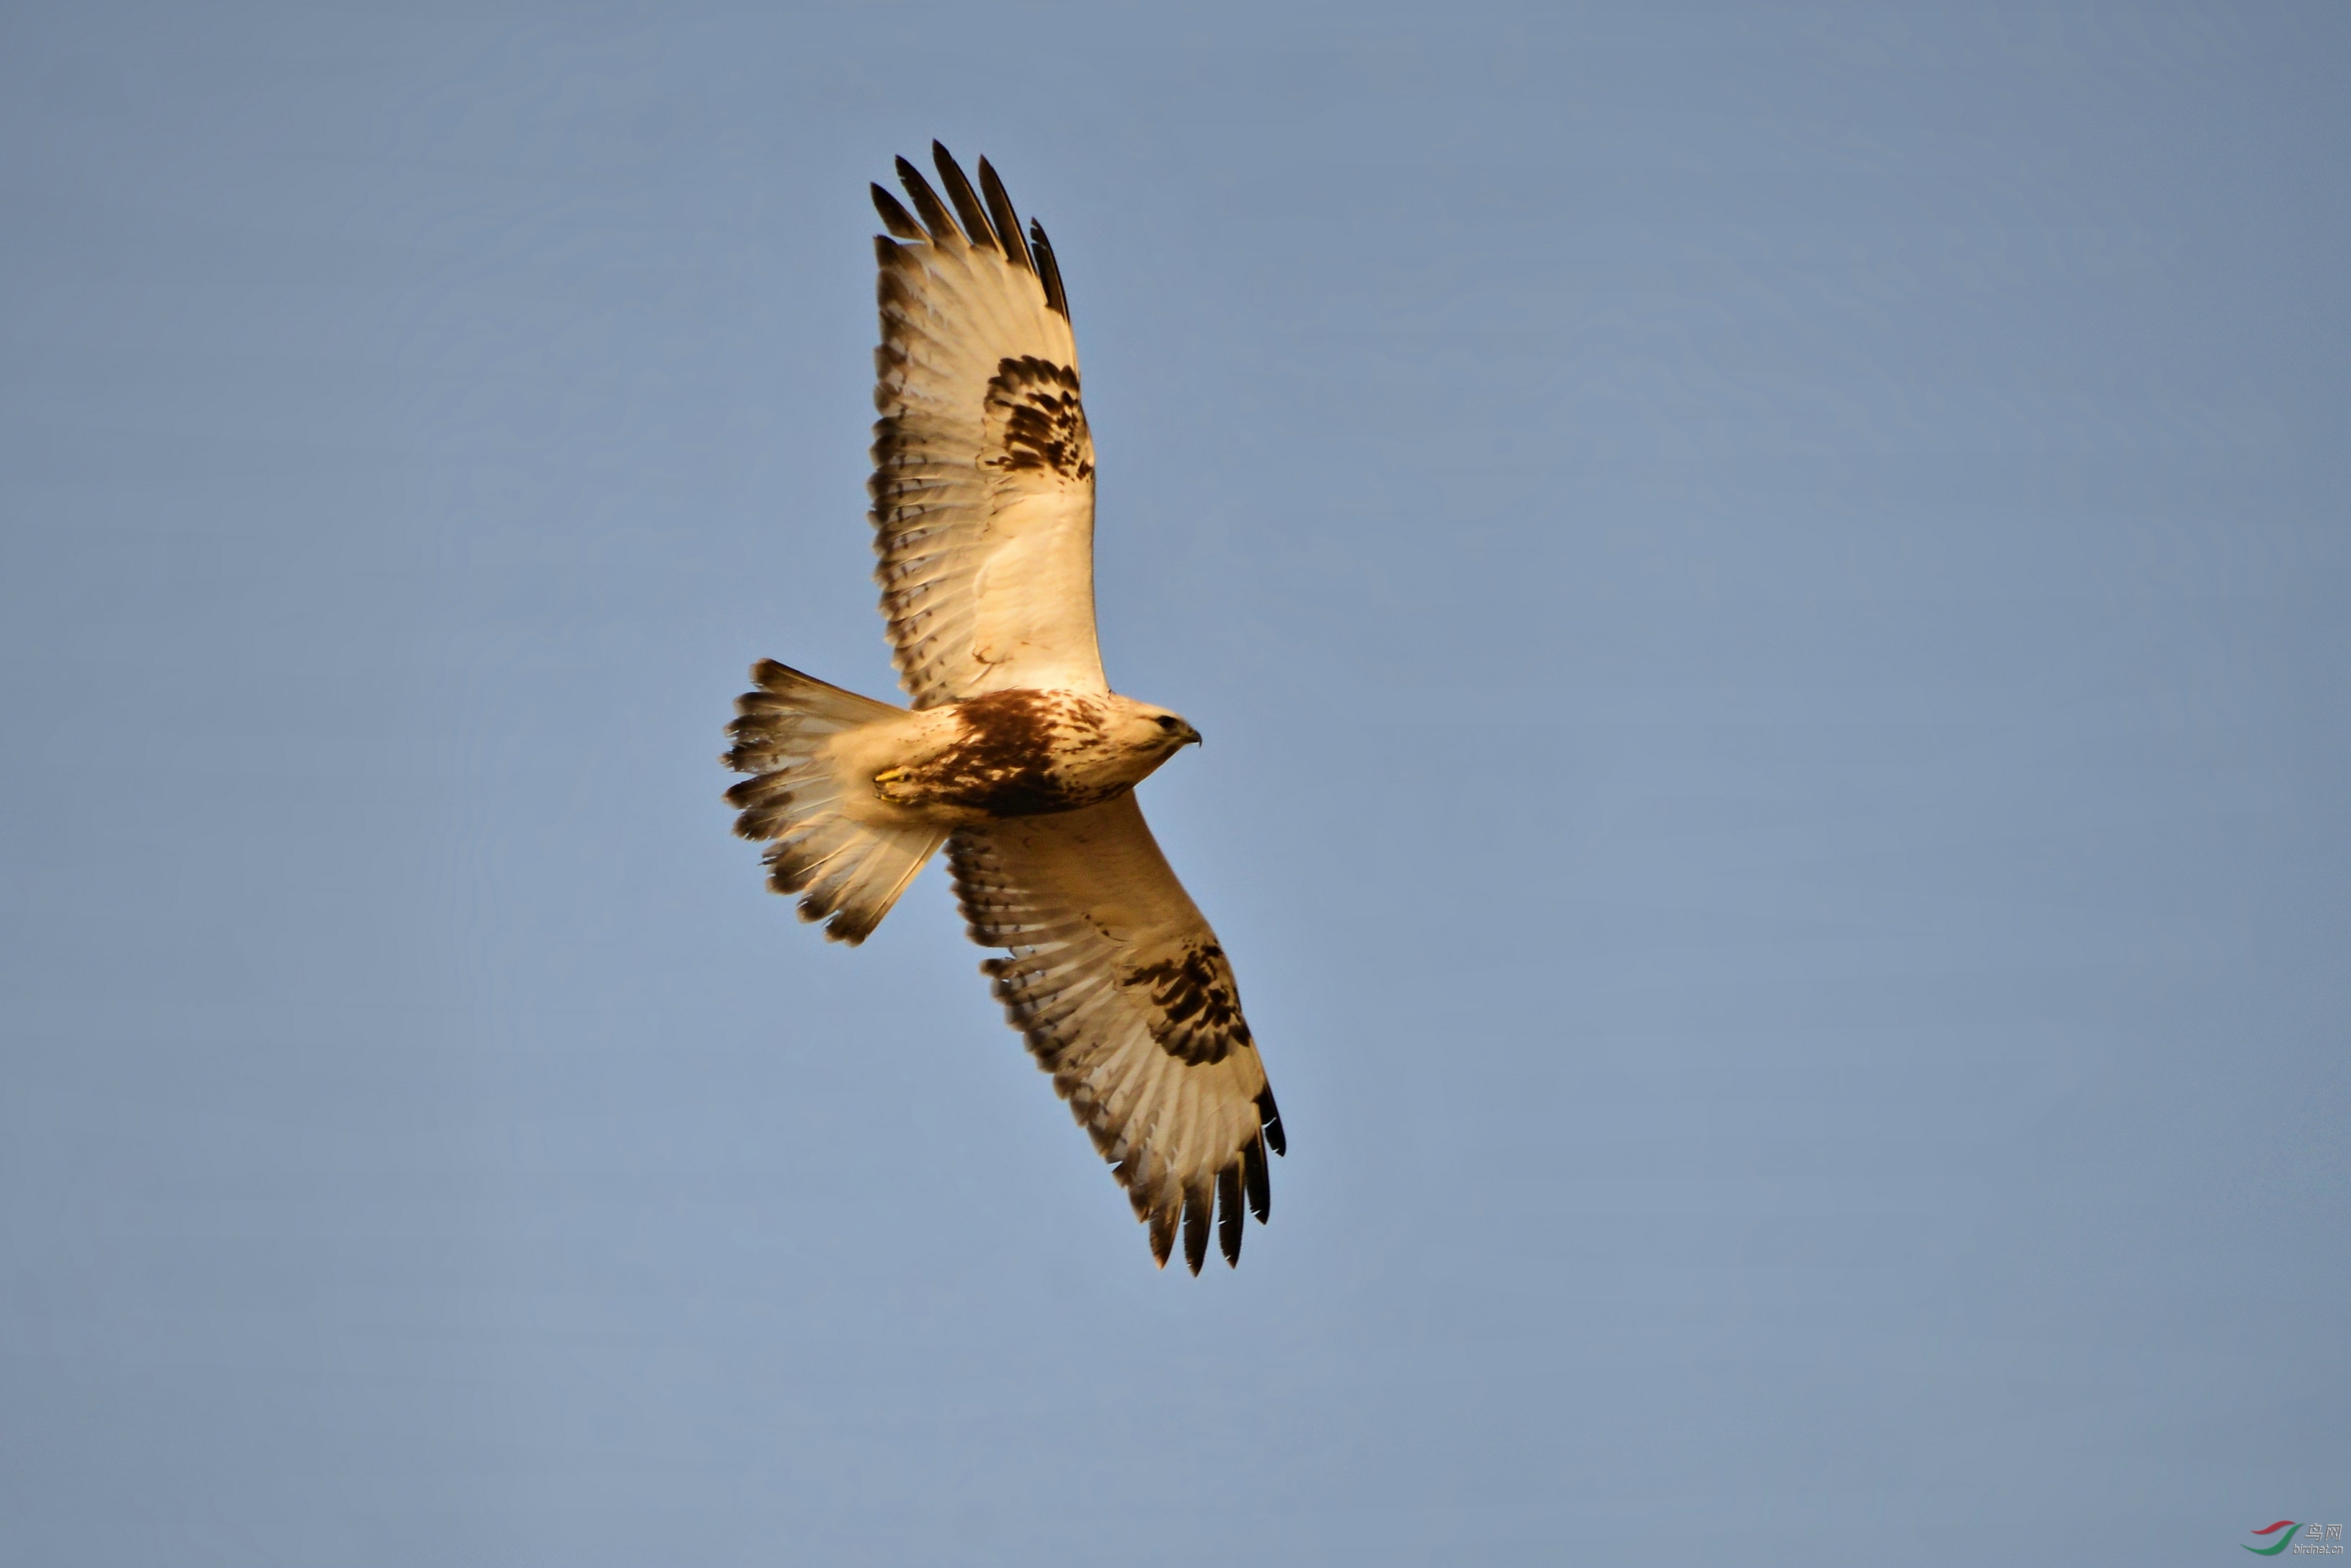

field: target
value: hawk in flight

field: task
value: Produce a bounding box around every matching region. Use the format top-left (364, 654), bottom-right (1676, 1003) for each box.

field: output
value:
top-left (725, 146), bottom-right (1284, 1272)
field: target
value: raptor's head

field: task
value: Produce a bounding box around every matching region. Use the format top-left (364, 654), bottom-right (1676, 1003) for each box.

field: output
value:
top-left (1105, 695), bottom-right (1202, 765)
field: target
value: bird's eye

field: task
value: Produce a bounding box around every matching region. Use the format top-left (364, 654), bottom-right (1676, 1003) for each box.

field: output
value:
top-left (1155, 715), bottom-right (1179, 729)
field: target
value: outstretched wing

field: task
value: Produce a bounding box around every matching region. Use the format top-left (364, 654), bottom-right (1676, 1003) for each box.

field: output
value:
top-left (870, 145), bottom-right (1103, 708)
top-left (948, 794), bottom-right (1285, 1273)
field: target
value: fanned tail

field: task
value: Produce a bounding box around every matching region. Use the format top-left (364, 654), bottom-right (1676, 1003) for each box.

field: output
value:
top-left (724, 660), bottom-right (946, 945)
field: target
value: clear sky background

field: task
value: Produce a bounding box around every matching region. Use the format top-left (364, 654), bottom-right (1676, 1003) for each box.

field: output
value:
top-left (3, 4), bottom-right (2345, 1564)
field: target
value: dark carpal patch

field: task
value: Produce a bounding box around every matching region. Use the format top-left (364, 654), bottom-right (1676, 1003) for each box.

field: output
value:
top-left (1123, 941), bottom-right (1253, 1065)
top-left (984, 357), bottom-right (1092, 485)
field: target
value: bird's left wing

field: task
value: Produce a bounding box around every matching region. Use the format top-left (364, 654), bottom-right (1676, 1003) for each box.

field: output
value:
top-left (869, 144), bottom-right (1104, 708)
top-left (948, 794), bottom-right (1285, 1273)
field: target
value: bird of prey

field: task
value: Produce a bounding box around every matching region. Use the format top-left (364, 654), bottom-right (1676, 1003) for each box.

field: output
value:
top-left (724, 145), bottom-right (1284, 1273)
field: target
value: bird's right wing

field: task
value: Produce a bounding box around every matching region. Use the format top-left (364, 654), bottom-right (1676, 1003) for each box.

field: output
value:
top-left (868, 145), bottom-right (1106, 708)
top-left (948, 793), bottom-right (1284, 1273)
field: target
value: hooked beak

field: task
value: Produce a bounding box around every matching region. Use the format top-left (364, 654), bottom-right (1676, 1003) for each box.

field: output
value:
top-left (1179, 722), bottom-right (1203, 748)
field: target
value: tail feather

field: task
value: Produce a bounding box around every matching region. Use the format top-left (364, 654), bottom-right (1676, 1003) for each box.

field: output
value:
top-left (724, 659), bottom-right (945, 945)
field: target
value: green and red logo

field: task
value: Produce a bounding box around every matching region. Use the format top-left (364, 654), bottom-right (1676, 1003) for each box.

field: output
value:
top-left (2245, 1523), bottom-right (2302, 1556)
top-left (2244, 1521), bottom-right (2345, 1556)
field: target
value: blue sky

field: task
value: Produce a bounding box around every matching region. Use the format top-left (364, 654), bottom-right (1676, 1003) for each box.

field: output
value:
top-left (2, 4), bottom-right (2345, 1564)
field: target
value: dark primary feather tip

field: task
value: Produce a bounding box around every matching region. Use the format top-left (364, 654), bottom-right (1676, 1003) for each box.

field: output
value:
top-left (930, 143), bottom-right (997, 251)
top-left (1256, 1084), bottom-right (1287, 1157)
top-left (1147, 1205), bottom-right (1176, 1268)
top-left (1181, 1188), bottom-right (1210, 1275)
top-left (870, 184), bottom-right (924, 240)
top-left (1028, 220), bottom-right (1069, 319)
top-left (1243, 1133), bottom-right (1271, 1221)
top-left (1217, 1165), bottom-right (1245, 1266)
top-left (975, 158), bottom-right (1034, 275)
top-left (894, 156), bottom-right (960, 244)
